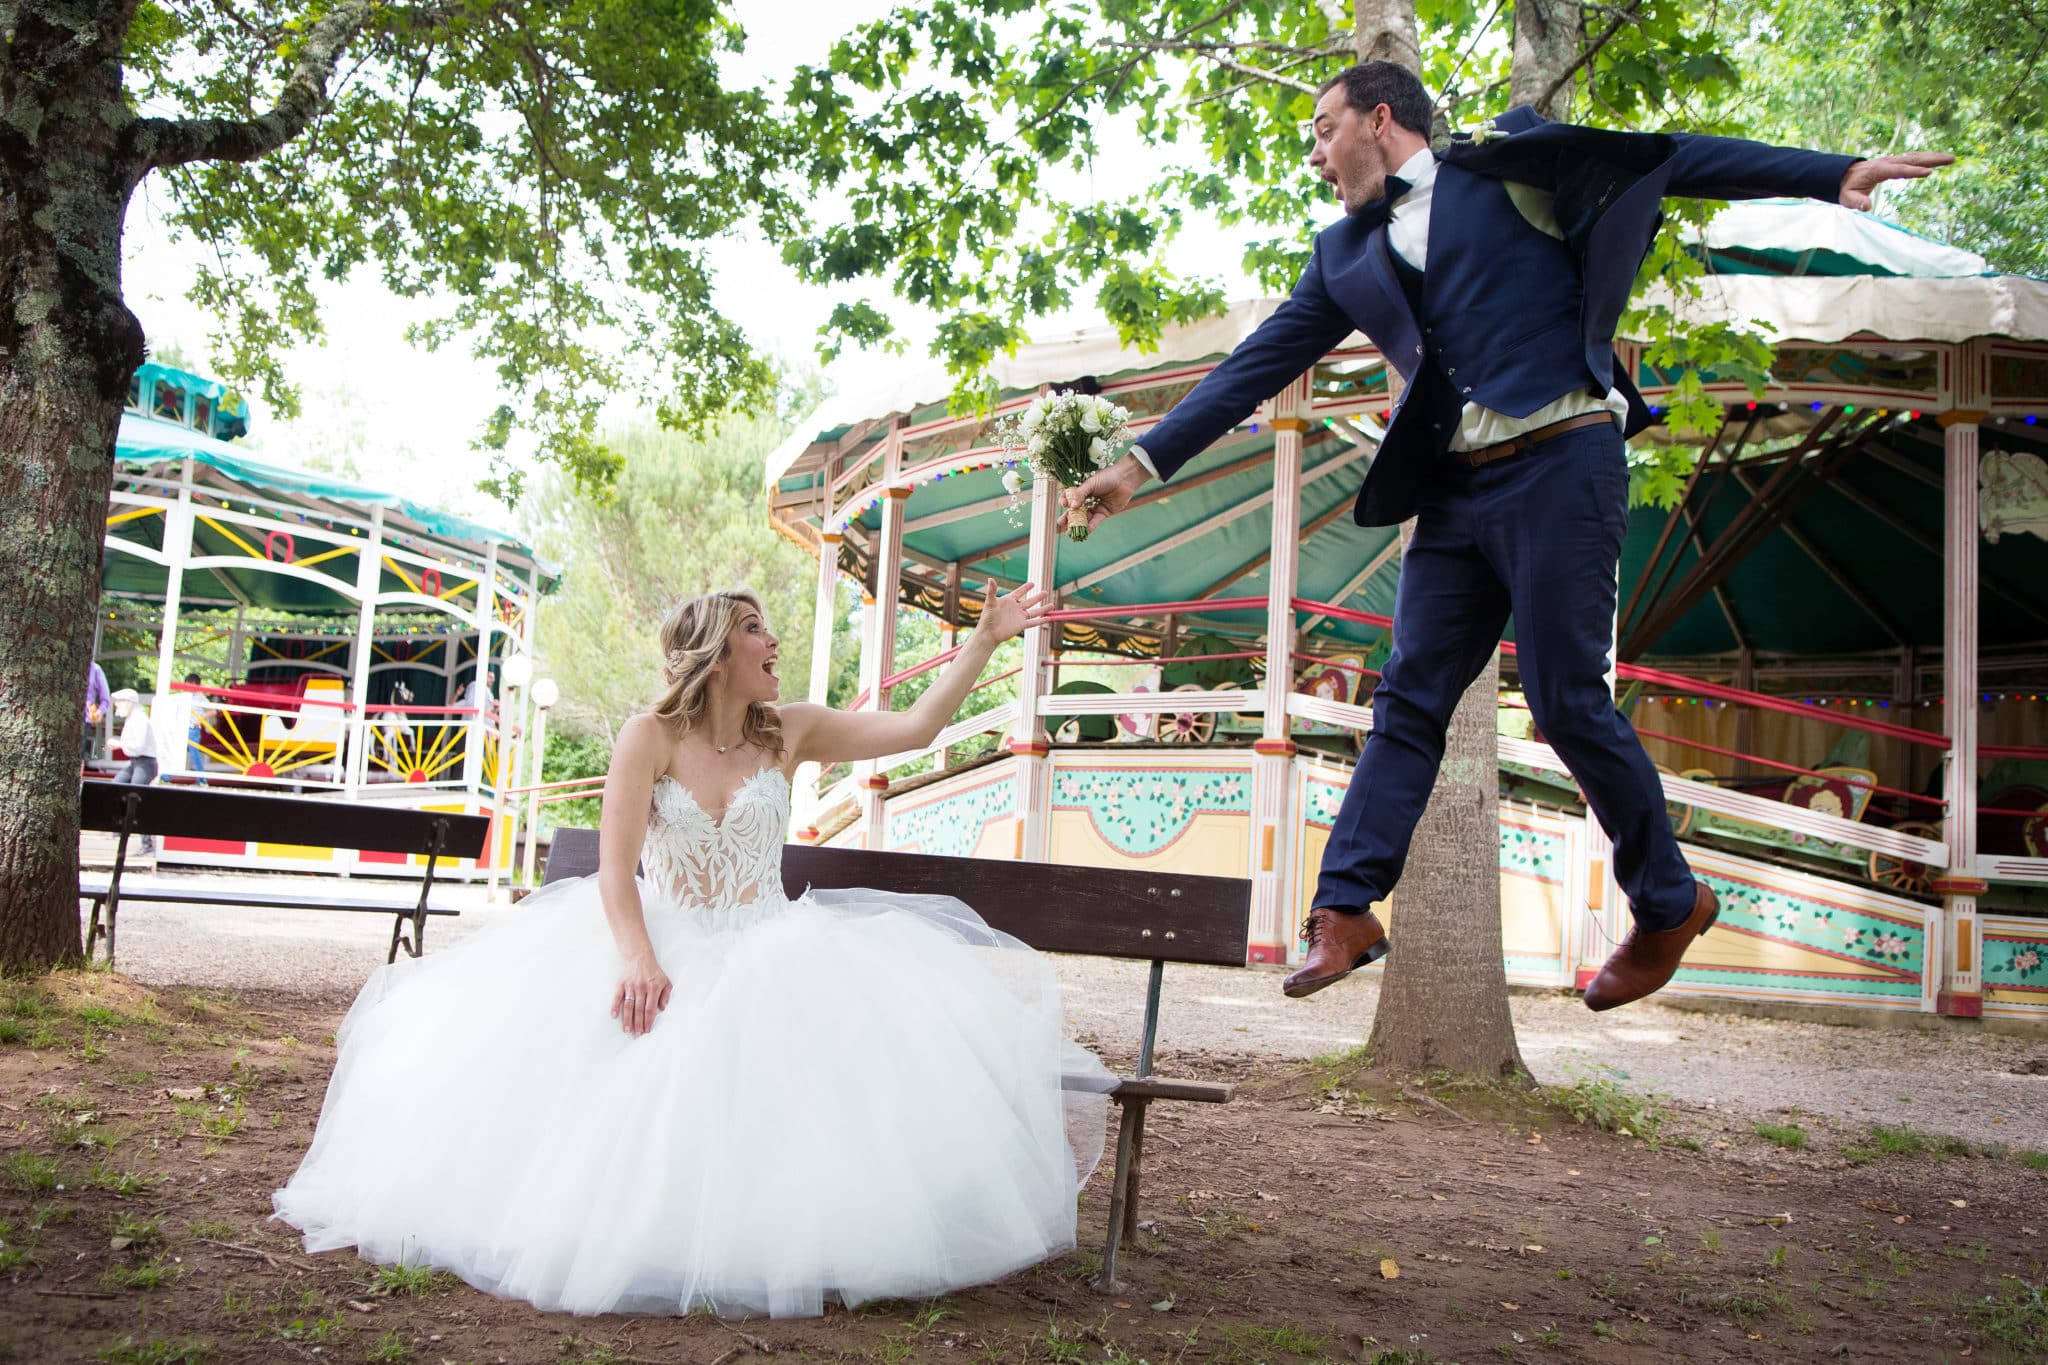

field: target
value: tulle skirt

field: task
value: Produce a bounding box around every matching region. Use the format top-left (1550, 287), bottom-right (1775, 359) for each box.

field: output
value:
top-left (272, 876), bottom-right (1112, 1317)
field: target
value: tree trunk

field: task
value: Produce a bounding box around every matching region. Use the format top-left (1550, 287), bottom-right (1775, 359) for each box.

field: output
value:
top-left (1510, 0), bottom-right (1587, 119)
top-left (1364, 599), bottom-right (1527, 1080)
top-left (0, 6), bottom-right (150, 970)
top-left (1349, 0), bottom-right (1527, 1082)
top-left (1350, 0), bottom-right (1420, 68)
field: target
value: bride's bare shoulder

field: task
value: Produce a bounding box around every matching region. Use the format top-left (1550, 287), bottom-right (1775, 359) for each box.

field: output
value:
top-left (612, 712), bottom-right (675, 780)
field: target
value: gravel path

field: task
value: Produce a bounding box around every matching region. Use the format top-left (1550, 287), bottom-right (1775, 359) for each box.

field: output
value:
top-left (102, 871), bottom-right (2048, 1150)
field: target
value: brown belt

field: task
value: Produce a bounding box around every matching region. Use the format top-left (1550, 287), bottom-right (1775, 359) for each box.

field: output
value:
top-left (1452, 411), bottom-right (1618, 468)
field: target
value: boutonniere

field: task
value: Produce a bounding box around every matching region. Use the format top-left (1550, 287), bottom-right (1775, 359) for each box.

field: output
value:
top-left (1467, 123), bottom-right (1509, 145)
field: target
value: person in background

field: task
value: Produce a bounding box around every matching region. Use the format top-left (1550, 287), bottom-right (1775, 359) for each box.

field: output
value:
top-left (158, 672), bottom-right (213, 784)
top-left (83, 660), bottom-right (111, 771)
top-left (109, 689), bottom-right (160, 856)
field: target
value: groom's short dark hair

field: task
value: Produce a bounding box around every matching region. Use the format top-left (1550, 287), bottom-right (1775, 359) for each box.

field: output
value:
top-left (1317, 62), bottom-right (1432, 138)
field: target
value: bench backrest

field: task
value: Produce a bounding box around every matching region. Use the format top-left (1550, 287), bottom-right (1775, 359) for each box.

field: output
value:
top-left (541, 827), bottom-right (1249, 966)
top-left (80, 781), bottom-right (491, 859)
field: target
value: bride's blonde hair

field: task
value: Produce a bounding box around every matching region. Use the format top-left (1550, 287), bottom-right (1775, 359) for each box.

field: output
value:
top-left (652, 589), bottom-right (786, 760)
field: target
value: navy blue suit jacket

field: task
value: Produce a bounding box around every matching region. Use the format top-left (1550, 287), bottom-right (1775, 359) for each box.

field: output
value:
top-left (1137, 110), bottom-right (1859, 526)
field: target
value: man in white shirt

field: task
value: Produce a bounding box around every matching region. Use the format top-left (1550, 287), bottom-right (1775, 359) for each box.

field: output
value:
top-left (1060, 61), bottom-right (1950, 1014)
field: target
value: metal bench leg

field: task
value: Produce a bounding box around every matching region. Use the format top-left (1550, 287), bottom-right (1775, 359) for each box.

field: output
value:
top-left (85, 896), bottom-right (106, 961)
top-left (92, 791), bottom-right (141, 969)
top-left (1097, 1095), bottom-right (1148, 1291)
top-left (1121, 1099), bottom-right (1149, 1245)
top-left (391, 819), bottom-right (450, 964)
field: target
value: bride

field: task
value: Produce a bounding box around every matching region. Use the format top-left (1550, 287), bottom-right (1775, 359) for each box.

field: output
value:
top-left (274, 584), bottom-right (1111, 1318)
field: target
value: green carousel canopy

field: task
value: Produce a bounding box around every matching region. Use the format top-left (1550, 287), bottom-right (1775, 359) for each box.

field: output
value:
top-left (111, 399), bottom-right (557, 617)
top-left (767, 200), bottom-right (2048, 675)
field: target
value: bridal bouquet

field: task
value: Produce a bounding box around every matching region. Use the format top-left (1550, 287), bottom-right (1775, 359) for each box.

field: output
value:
top-left (993, 389), bottom-right (1134, 541)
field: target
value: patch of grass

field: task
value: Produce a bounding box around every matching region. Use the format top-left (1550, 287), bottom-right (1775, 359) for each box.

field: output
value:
top-left (185, 1219), bottom-right (237, 1241)
top-left (84, 1163), bottom-right (162, 1198)
top-left (271, 1315), bottom-right (344, 1346)
top-left (76, 1026), bottom-right (110, 1062)
top-left (110, 1212), bottom-right (166, 1250)
top-left (1842, 1144), bottom-right (1878, 1166)
top-left (368, 1263), bottom-right (458, 1297)
top-left (556, 1336), bottom-right (619, 1365)
top-left (1195, 1206), bottom-right (1259, 1239)
top-left (1039, 1316), bottom-right (1089, 1365)
top-left (1767, 1245), bottom-right (1791, 1270)
top-left (4, 988), bottom-right (57, 1020)
top-left (1534, 1325), bottom-right (1563, 1346)
top-left (1549, 1065), bottom-right (1665, 1140)
top-left (1970, 1277), bottom-right (2048, 1357)
top-left (1868, 1124), bottom-right (1972, 1158)
top-left (368, 1331), bottom-right (410, 1363)
top-left (97, 1337), bottom-right (210, 1365)
top-left (1219, 1324), bottom-right (1330, 1357)
top-left (3, 1151), bottom-right (61, 1193)
top-left (2018, 1150), bottom-right (2048, 1172)
top-left (0, 1018), bottom-right (27, 1045)
top-left (1755, 1122), bottom-right (1807, 1150)
top-left (102, 1256), bottom-right (178, 1291)
top-left (29, 1202), bottom-right (73, 1230)
top-left (76, 1004), bottom-right (128, 1028)
top-left (198, 1103), bottom-right (245, 1140)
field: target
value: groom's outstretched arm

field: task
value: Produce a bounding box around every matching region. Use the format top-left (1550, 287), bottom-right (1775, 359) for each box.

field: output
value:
top-left (1060, 243), bottom-right (1353, 537)
top-left (1663, 131), bottom-right (1953, 209)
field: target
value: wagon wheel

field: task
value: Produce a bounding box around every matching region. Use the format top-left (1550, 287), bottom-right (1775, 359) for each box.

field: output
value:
top-left (1868, 821), bottom-right (1943, 895)
top-left (1665, 767), bottom-right (1717, 839)
top-left (1155, 684), bottom-right (1217, 744)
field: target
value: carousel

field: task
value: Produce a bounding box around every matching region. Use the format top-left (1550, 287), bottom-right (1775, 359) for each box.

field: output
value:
top-left (766, 199), bottom-right (2048, 1026)
top-left (92, 360), bottom-right (558, 881)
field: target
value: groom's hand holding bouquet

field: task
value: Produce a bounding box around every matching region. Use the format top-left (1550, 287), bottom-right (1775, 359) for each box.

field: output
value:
top-left (996, 390), bottom-right (1135, 542)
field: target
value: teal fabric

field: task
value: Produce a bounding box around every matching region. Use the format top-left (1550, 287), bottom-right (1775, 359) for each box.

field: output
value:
top-left (115, 414), bottom-right (554, 577)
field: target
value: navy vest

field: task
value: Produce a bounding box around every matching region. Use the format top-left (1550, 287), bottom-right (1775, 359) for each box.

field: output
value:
top-left (1381, 165), bottom-right (1605, 427)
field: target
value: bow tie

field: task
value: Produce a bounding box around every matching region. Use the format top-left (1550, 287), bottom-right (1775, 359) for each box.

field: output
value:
top-left (1356, 174), bottom-right (1412, 230)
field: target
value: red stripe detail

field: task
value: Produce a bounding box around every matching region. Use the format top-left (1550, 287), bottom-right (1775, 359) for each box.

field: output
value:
top-left (358, 849), bottom-right (409, 865)
top-left (162, 836), bottom-right (246, 855)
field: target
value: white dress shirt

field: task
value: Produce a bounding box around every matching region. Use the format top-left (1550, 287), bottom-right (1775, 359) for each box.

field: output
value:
top-left (1133, 147), bottom-right (1626, 474)
top-left (118, 706), bottom-right (158, 760)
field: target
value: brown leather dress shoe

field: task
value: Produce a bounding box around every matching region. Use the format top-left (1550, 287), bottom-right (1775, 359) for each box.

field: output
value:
top-left (1583, 881), bottom-right (1720, 1012)
top-left (1282, 908), bottom-right (1391, 999)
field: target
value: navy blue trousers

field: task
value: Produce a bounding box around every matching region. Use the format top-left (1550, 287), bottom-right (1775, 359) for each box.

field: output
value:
top-left (1311, 422), bottom-right (1698, 931)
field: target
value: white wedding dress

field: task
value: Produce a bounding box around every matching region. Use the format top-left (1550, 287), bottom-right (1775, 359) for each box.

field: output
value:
top-left (274, 767), bottom-right (1111, 1317)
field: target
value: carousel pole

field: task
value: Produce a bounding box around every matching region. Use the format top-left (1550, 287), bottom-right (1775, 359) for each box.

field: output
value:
top-left (151, 458), bottom-right (197, 712)
top-left (856, 420), bottom-right (908, 844)
top-left (472, 541), bottom-right (502, 889)
top-left (1010, 471), bottom-right (1060, 863)
top-left (1934, 341), bottom-right (1991, 1017)
top-left (1250, 374), bottom-right (1313, 964)
top-left (936, 561), bottom-right (961, 772)
top-left (795, 529), bottom-right (843, 843)
top-left (343, 507), bottom-right (384, 802)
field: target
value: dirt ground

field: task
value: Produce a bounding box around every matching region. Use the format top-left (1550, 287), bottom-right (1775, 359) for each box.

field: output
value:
top-left (1, 971), bottom-right (2044, 1365)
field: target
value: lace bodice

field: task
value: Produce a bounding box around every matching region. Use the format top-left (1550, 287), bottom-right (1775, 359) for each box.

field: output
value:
top-left (642, 768), bottom-right (790, 916)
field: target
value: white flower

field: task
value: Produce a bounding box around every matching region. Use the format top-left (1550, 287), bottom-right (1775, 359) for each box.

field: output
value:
top-left (1020, 405), bottom-right (1043, 433)
top-left (1090, 435), bottom-right (1110, 464)
top-left (1027, 435), bottom-right (1046, 458)
top-left (1111, 404), bottom-right (1130, 424)
top-left (1080, 407), bottom-right (1102, 434)
top-left (1002, 468), bottom-right (1024, 495)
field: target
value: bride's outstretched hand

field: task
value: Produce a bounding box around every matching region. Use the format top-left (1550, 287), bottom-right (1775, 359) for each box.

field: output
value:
top-left (612, 953), bottom-right (672, 1037)
top-left (973, 581), bottom-right (1052, 645)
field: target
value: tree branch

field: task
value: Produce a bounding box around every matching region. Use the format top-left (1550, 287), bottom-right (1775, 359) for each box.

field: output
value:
top-left (121, 0), bottom-right (380, 174)
top-left (1537, 0), bottom-right (1647, 113)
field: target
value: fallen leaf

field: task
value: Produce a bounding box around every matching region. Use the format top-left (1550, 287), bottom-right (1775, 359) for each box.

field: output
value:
top-left (1500, 1302), bottom-right (1521, 1311)
top-left (1751, 1213), bottom-right (1794, 1227)
top-left (1429, 1192), bottom-right (1448, 1202)
top-left (1380, 1258), bottom-right (1400, 1280)
top-left (1150, 1298), bottom-right (1174, 1312)
top-left (1526, 1134), bottom-right (1543, 1146)
top-left (345, 1300), bottom-right (376, 1314)
top-left (1749, 1332), bottom-right (1765, 1341)
top-left (1566, 1169), bottom-right (1581, 1176)
top-left (1950, 1199), bottom-right (1968, 1208)
top-left (1894, 1215), bottom-right (1910, 1224)
top-left (164, 1087), bottom-right (204, 1101)
top-left (1112, 1302), bottom-right (1131, 1310)
top-left (108, 1236), bottom-right (132, 1252)
top-left (1523, 1245), bottom-right (1544, 1254)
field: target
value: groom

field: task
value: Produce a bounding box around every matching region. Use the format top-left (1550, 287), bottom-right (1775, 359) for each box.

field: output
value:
top-left (1063, 62), bottom-right (1951, 1011)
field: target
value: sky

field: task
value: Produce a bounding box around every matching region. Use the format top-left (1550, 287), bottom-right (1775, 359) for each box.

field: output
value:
top-left (118, 0), bottom-right (1303, 530)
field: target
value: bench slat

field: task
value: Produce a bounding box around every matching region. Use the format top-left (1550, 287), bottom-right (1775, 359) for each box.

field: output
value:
top-left (541, 828), bottom-right (1250, 967)
top-left (80, 784), bottom-right (490, 859)
top-left (77, 883), bottom-right (459, 917)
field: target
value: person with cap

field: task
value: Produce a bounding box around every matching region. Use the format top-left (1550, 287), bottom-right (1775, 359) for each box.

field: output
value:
top-left (109, 688), bottom-right (160, 855)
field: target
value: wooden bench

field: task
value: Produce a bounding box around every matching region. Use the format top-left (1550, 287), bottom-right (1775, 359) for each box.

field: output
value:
top-left (542, 828), bottom-right (1251, 1290)
top-left (79, 783), bottom-right (490, 968)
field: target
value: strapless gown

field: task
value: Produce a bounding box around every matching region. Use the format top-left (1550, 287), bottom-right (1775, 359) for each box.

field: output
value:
top-left (273, 767), bottom-right (1111, 1317)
